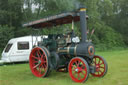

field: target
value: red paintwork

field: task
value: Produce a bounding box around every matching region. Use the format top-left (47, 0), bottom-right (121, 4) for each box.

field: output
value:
top-left (68, 57), bottom-right (88, 83)
top-left (29, 47), bottom-right (48, 77)
top-left (91, 55), bottom-right (106, 77)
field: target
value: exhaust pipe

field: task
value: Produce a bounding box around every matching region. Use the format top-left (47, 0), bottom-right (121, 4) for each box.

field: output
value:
top-left (79, 7), bottom-right (87, 43)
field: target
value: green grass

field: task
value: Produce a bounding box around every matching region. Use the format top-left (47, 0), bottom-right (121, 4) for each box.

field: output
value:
top-left (0, 50), bottom-right (128, 85)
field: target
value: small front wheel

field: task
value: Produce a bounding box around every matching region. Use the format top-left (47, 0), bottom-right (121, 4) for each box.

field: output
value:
top-left (68, 57), bottom-right (89, 83)
top-left (91, 55), bottom-right (108, 77)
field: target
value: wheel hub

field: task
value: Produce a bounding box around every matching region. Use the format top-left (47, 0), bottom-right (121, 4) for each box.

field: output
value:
top-left (38, 60), bottom-right (41, 64)
top-left (96, 65), bottom-right (100, 68)
top-left (75, 68), bottom-right (78, 72)
top-left (96, 65), bottom-right (100, 71)
top-left (75, 67), bottom-right (82, 73)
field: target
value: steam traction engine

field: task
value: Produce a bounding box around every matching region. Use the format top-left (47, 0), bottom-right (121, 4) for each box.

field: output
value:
top-left (23, 7), bottom-right (108, 83)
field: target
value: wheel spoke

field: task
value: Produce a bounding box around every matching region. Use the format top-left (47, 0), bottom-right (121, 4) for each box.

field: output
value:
top-left (81, 68), bottom-right (86, 72)
top-left (98, 72), bottom-right (100, 75)
top-left (38, 49), bottom-right (42, 56)
top-left (81, 71), bottom-right (85, 75)
top-left (42, 61), bottom-right (46, 63)
top-left (41, 61), bottom-right (46, 66)
top-left (99, 69), bottom-right (103, 73)
top-left (73, 72), bottom-right (77, 75)
top-left (100, 66), bottom-right (104, 69)
top-left (43, 63), bottom-right (47, 68)
top-left (41, 54), bottom-right (44, 60)
top-left (77, 60), bottom-right (80, 67)
top-left (43, 65), bottom-right (47, 71)
top-left (38, 65), bottom-right (41, 71)
top-left (72, 69), bottom-right (76, 71)
top-left (99, 62), bottom-right (104, 65)
top-left (74, 61), bottom-right (78, 67)
top-left (72, 65), bottom-right (77, 70)
top-left (41, 57), bottom-right (46, 62)
top-left (33, 63), bottom-right (40, 69)
top-left (78, 73), bottom-right (82, 80)
top-left (39, 68), bottom-right (42, 73)
top-left (34, 60), bottom-right (38, 63)
top-left (72, 67), bottom-right (76, 71)
top-left (32, 55), bottom-right (39, 60)
top-left (40, 63), bottom-right (46, 71)
top-left (98, 59), bottom-right (100, 64)
top-left (39, 65), bottom-right (44, 73)
top-left (37, 52), bottom-right (40, 59)
top-left (81, 64), bottom-right (86, 70)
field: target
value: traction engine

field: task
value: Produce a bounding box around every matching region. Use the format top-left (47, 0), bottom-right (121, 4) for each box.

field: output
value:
top-left (23, 7), bottom-right (108, 83)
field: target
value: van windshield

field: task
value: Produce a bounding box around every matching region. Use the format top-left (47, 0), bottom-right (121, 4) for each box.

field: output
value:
top-left (5, 43), bottom-right (13, 52)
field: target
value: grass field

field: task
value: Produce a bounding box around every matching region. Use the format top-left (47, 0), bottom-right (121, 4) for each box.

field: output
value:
top-left (0, 50), bottom-right (128, 85)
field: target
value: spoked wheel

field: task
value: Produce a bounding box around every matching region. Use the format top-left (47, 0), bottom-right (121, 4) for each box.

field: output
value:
top-left (68, 57), bottom-right (89, 83)
top-left (29, 47), bottom-right (50, 77)
top-left (91, 55), bottom-right (108, 77)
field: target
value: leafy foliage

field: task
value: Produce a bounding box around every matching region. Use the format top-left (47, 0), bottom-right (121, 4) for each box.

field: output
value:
top-left (0, 0), bottom-right (127, 51)
top-left (0, 25), bottom-right (14, 50)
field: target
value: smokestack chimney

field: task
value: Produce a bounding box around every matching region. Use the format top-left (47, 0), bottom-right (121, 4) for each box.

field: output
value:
top-left (79, 6), bottom-right (87, 43)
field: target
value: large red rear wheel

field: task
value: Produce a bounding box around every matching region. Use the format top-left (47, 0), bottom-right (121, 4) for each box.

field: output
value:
top-left (91, 55), bottom-right (108, 77)
top-left (29, 47), bottom-right (50, 77)
top-left (68, 57), bottom-right (89, 83)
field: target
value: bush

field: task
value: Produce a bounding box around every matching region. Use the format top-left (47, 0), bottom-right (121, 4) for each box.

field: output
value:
top-left (91, 22), bottom-right (125, 50)
top-left (100, 26), bottom-right (124, 48)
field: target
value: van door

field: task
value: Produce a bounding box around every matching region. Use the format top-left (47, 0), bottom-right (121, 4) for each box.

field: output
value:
top-left (10, 42), bottom-right (30, 62)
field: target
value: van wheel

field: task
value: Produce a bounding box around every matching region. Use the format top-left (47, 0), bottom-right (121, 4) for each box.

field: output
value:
top-left (29, 47), bottom-right (50, 77)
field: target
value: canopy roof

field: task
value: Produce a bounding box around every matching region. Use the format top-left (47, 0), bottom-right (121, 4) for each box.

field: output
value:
top-left (22, 11), bottom-right (86, 29)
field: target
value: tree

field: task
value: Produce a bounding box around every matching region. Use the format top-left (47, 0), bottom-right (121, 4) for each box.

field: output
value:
top-left (0, 0), bottom-right (23, 27)
top-left (0, 25), bottom-right (14, 50)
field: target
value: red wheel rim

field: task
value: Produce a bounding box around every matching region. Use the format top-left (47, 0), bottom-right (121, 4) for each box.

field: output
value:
top-left (91, 55), bottom-right (106, 77)
top-left (29, 47), bottom-right (48, 77)
top-left (69, 57), bottom-right (88, 83)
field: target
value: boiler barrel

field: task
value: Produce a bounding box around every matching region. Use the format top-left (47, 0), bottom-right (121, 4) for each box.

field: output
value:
top-left (58, 45), bottom-right (77, 56)
top-left (58, 43), bottom-right (94, 57)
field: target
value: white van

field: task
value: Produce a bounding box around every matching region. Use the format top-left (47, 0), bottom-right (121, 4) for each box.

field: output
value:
top-left (0, 35), bottom-right (47, 63)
